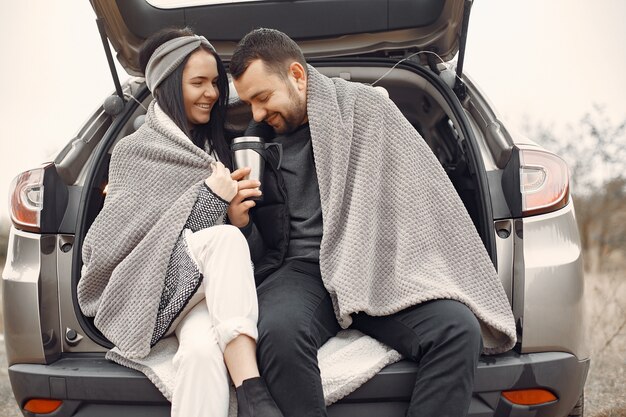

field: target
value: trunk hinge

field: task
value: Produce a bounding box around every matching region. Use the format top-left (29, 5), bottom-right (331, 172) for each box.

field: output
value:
top-left (96, 18), bottom-right (126, 103)
top-left (453, 0), bottom-right (473, 100)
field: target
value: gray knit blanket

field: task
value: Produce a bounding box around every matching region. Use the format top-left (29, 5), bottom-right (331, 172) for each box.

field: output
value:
top-left (307, 65), bottom-right (516, 354)
top-left (77, 101), bottom-right (215, 359)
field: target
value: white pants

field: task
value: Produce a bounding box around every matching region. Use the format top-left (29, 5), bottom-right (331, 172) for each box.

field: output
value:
top-left (169, 225), bottom-right (258, 417)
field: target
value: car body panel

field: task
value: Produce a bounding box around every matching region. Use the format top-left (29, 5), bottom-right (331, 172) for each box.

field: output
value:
top-left (90, 0), bottom-right (465, 74)
top-left (460, 76), bottom-right (588, 360)
top-left (520, 202), bottom-right (588, 358)
top-left (57, 234), bottom-right (104, 353)
top-left (2, 229), bottom-right (57, 365)
top-left (493, 219), bottom-right (514, 307)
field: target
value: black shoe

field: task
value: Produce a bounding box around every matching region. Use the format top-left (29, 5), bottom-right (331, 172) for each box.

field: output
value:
top-left (236, 377), bottom-right (284, 417)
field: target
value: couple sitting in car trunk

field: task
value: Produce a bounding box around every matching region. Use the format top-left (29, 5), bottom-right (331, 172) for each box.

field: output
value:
top-left (77, 26), bottom-right (516, 417)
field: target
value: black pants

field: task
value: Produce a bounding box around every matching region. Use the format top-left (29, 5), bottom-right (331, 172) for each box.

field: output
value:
top-left (256, 260), bottom-right (483, 417)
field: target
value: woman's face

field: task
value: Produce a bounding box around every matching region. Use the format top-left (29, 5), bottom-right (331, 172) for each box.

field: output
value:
top-left (182, 49), bottom-right (220, 127)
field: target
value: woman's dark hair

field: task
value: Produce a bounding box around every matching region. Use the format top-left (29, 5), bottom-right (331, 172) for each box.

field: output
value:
top-left (139, 27), bottom-right (232, 168)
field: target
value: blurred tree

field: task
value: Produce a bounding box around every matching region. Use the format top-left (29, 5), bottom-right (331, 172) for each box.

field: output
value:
top-left (595, 177), bottom-right (626, 258)
top-left (527, 105), bottom-right (626, 195)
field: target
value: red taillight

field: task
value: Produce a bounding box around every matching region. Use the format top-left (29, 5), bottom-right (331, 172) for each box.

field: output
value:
top-left (502, 146), bottom-right (571, 218)
top-left (8, 165), bottom-right (50, 233)
top-left (519, 149), bottom-right (569, 216)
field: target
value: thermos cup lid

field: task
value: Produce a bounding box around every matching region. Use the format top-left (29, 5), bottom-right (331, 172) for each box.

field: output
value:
top-left (232, 136), bottom-right (264, 145)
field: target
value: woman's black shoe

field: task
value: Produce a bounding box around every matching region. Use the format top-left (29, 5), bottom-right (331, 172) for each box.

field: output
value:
top-left (236, 377), bottom-right (284, 417)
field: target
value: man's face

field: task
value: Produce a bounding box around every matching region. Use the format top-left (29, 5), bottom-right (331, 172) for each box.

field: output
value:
top-left (233, 59), bottom-right (307, 135)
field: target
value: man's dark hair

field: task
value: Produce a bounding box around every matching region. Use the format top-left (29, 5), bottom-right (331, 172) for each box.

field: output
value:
top-left (139, 27), bottom-right (231, 167)
top-left (230, 28), bottom-right (307, 80)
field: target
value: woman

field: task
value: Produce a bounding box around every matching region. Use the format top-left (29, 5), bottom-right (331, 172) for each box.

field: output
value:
top-left (77, 27), bottom-right (282, 417)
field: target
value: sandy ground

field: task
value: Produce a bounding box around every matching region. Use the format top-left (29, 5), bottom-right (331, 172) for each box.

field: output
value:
top-left (584, 257), bottom-right (626, 417)
top-left (0, 334), bottom-right (21, 417)
top-left (0, 257), bottom-right (624, 417)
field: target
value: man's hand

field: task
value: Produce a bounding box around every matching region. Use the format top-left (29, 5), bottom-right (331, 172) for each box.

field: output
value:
top-left (228, 167), bottom-right (262, 228)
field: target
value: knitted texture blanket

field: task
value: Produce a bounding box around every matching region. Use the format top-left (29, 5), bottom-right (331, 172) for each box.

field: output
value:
top-left (107, 328), bottom-right (402, 412)
top-left (77, 101), bottom-right (215, 359)
top-left (307, 66), bottom-right (516, 354)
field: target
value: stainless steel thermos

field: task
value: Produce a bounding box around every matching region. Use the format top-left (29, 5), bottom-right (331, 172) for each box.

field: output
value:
top-left (231, 136), bottom-right (281, 201)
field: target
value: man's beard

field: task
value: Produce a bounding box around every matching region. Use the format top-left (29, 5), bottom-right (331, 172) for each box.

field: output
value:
top-left (270, 85), bottom-right (306, 134)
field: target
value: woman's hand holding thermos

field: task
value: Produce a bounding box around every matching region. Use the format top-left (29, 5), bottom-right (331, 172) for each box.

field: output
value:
top-left (205, 162), bottom-right (238, 203)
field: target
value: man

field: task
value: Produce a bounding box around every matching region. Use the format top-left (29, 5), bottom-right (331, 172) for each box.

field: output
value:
top-left (227, 28), bottom-right (516, 417)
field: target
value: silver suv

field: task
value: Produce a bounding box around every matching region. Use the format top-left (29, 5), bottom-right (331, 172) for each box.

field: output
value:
top-left (3, 1), bottom-right (588, 416)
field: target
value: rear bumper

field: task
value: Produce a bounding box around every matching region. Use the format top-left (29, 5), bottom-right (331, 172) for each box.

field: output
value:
top-left (9, 350), bottom-right (589, 417)
top-left (336, 350), bottom-right (589, 417)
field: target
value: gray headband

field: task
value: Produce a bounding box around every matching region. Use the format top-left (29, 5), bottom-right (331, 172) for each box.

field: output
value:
top-left (145, 35), bottom-right (216, 92)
